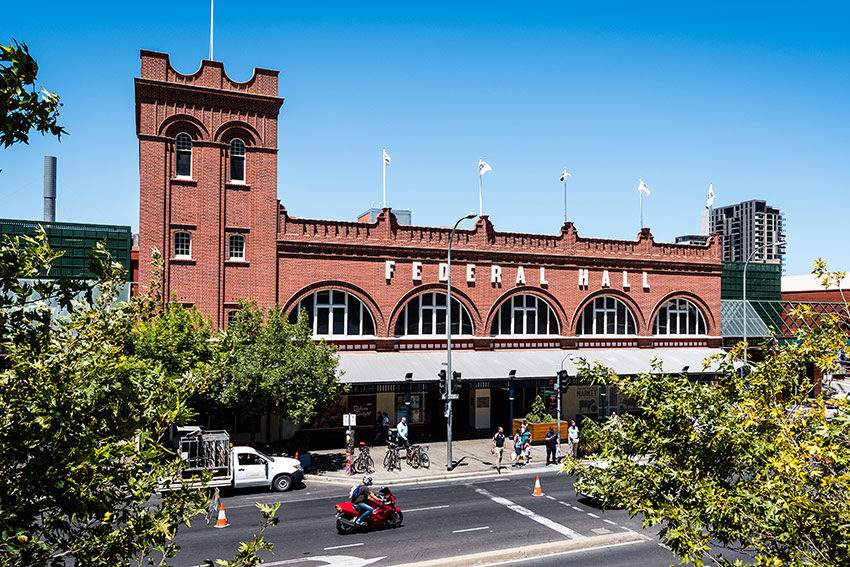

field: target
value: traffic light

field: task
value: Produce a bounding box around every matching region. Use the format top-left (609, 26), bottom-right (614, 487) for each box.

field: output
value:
top-left (557, 369), bottom-right (570, 393)
top-left (451, 371), bottom-right (462, 393)
top-left (438, 370), bottom-right (447, 396)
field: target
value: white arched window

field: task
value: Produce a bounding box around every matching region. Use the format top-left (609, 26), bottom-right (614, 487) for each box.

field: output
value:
top-left (228, 234), bottom-right (245, 261)
top-left (394, 291), bottom-right (473, 336)
top-left (175, 133), bottom-right (192, 178)
top-left (289, 290), bottom-right (376, 337)
top-left (653, 298), bottom-right (706, 335)
top-left (490, 294), bottom-right (560, 336)
top-left (173, 231), bottom-right (191, 259)
top-left (576, 296), bottom-right (637, 336)
top-left (229, 138), bottom-right (246, 183)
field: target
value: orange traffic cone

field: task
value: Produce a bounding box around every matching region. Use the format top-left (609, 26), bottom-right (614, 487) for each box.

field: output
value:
top-left (294, 451), bottom-right (299, 461)
top-left (532, 475), bottom-right (544, 496)
top-left (214, 503), bottom-right (230, 528)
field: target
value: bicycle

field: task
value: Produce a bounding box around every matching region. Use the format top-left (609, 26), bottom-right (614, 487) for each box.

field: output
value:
top-left (204, 487), bottom-right (221, 525)
top-left (352, 443), bottom-right (374, 474)
top-left (406, 444), bottom-right (430, 469)
top-left (383, 443), bottom-right (402, 472)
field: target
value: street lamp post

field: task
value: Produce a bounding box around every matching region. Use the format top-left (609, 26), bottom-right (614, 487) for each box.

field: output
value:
top-left (742, 239), bottom-right (786, 363)
top-left (446, 212), bottom-right (476, 471)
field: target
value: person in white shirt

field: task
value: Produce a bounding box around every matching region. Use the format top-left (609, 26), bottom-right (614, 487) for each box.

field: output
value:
top-left (567, 420), bottom-right (580, 458)
top-left (396, 416), bottom-right (410, 455)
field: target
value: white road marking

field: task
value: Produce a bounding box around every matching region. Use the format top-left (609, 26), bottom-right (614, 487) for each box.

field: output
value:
top-left (406, 504), bottom-right (451, 512)
top-left (604, 519), bottom-right (617, 525)
top-left (545, 495), bottom-right (556, 500)
top-left (453, 526), bottom-right (490, 533)
top-left (472, 539), bottom-right (646, 567)
top-left (587, 512), bottom-right (600, 518)
top-left (571, 506), bottom-right (583, 511)
top-left (223, 555), bottom-right (386, 567)
top-left (474, 487), bottom-right (584, 539)
top-left (323, 543), bottom-right (365, 551)
top-left (658, 543), bottom-right (672, 550)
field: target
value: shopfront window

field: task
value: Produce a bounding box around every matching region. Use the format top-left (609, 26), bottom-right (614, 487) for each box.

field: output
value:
top-left (395, 393), bottom-right (423, 424)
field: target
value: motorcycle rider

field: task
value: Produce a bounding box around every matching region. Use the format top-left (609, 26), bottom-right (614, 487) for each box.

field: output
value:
top-left (350, 475), bottom-right (375, 525)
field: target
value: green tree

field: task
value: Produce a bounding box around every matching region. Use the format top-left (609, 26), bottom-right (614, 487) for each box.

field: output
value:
top-left (563, 263), bottom-right (850, 567)
top-left (216, 301), bottom-right (345, 433)
top-left (0, 233), bottom-right (275, 567)
top-left (1, 40), bottom-right (66, 148)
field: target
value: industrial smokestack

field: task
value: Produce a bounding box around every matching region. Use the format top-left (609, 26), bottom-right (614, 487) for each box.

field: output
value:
top-left (43, 156), bottom-right (56, 222)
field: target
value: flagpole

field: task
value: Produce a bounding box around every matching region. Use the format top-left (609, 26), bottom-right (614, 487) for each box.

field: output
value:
top-left (640, 191), bottom-right (644, 230)
top-left (479, 173), bottom-right (483, 217)
top-left (563, 179), bottom-right (568, 224)
top-left (209, 0), bottom-right (214, 60)
top-left (382, 148), bottom-right (386, 208)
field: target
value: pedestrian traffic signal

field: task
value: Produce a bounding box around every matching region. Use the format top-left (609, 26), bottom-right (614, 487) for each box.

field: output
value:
top-left (451, 371), bottom-right (462, 393)
top-left (438, 370), bottom-right (447, 396)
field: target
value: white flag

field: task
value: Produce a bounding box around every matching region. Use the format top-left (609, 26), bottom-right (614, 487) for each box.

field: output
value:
top-left (383, 149), bottom-right (391, 166)
top-left (638, 178), bottom-right (650, 196)
top-left (479, 160), bottom-right (492, 175)
top-left (706, 183), bottom-right (715, 208)
top-left (559, 169), bottom-right (571, 183)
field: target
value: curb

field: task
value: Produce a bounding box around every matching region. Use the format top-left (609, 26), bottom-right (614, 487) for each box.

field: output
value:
top-left (385, 531), bottom-right (645, 567)
top-left (305, 464), bottom-right (556, 486)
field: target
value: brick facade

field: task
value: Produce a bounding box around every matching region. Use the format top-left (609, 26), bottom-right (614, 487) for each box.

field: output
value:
top-left (136, 50), bottom-right (723, 350)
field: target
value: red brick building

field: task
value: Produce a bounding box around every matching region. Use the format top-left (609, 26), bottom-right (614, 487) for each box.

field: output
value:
top-left (136, 51), bottom-right (724, 439)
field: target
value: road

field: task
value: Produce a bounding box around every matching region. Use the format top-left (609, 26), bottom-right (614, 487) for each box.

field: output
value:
top-left (172, 469), bottom-right (750, 567)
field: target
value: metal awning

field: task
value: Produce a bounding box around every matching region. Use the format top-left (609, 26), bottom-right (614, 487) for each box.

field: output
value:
top-left (337, 348), bottom-right (725, 384)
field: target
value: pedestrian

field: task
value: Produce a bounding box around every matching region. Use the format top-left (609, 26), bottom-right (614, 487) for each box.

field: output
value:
top-left (520, 419), bottom-right (531, 445)
top-left (511, 427), bottom-right (523, 466)
top-left (544, 426), bottom-right (559, 465)
top-left (396, 415), bottom-right (411, 456)
top-left (568, 420), bottom-right (580, 458)
top-left (491, 426), bottom-right (506, 470)
top-left (522, 438), bottom-right (532, 464)
top-left (381, 412), bottom-right (390, 442)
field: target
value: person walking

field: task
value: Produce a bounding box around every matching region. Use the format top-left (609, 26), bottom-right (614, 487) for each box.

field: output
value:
top-left (568, 420), bottom-right (580, 458)
top-left (511, 427), bottom-right (524, 466)
top-left (491, 426), bottom-right (506, 470)
top-left (544, 426), bottom-right (559, 465)
top-left (396, 416), bottom-right (410, 456)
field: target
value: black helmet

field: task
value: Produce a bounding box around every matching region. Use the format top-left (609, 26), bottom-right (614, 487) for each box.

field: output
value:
top-left (362, 475), bottom-right (373, 486)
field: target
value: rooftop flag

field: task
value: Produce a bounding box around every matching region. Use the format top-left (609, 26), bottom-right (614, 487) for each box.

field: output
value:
top-left (479, 160), bottom-right (492, 175)
top-left (706, 183), bottom-right (715, 209)
top-left (383, 149), bottom-right (391, 166)
top-left (638, 178), bottom-right (651, 196)
top-left (559, 169), bottom-right (571, 183)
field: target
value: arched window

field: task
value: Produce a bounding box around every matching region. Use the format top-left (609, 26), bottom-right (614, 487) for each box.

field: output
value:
top-left (576, 296), bottom-right (637, 336)
top-left (174, 231), bottom-right (191, 259)
top-left (289, 290), bottom-right (376, 337)
top-left (228, 234), bottom-right (245, 260)
top-left (653, 298), bottom-right (706, 335)
top-left (490, 294), bottom-right (560, 336)
top-left (175, 133), bottom-right (193, 178)
top-left (229, 138), bottom-right (246, 183)
top-left (393, 291), bottom-right (473, 336)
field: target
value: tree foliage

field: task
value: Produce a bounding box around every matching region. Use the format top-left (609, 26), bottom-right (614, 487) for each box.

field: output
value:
top-left (1, 40), bottom-right (66, 148)
top-left (564, 263), bottom-right (850, 567)
top-left (215, 301), bottom-right (345, 426)
top-left (0, 233), bottom-right (275, 567)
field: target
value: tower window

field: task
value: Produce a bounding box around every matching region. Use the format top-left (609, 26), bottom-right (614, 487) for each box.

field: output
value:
top-left (229, 139), bottom-right (246, 183)
top-left (175, 133), bottom-right (192, 178)
top-left (228, 234), bottom-right (245, 261)
top-left (174, 231), bottom-right (191, 259)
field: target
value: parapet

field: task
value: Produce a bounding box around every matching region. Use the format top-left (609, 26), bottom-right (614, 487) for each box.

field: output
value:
top-left (139, 50), bottom-right (278, 97)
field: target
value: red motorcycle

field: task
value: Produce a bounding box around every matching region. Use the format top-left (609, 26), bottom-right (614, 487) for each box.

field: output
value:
top-left (335, 486), bottom-right (404, 534)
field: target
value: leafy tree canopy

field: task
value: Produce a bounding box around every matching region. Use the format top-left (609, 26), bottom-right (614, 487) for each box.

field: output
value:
top-left (564, 263), bottom-right (850, 567)
top-left (1, 40), bottom-right (66, 148)
top-left (215, 301), bottom-right (345, 426)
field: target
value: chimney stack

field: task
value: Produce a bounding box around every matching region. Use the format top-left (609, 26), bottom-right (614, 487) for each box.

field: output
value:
top-left (43, 156), bottom-right (56, 222)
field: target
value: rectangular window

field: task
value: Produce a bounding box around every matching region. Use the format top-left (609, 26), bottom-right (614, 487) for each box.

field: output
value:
top-left (316, 307), bottom-right (329, 334)
top-left (228, 235), bottom-right (245, 260)
top-left (347, 302), bottom-right (361, 335)
top-left (435, 307), bottom-right (446, 335)
top-left (332, 307), bottom-right (345, 335)
top-left (174, 232), bottom-right (191, 258)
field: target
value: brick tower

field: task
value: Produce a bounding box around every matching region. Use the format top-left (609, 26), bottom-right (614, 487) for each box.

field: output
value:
top-left (135, 50), bottom-right (283, 325)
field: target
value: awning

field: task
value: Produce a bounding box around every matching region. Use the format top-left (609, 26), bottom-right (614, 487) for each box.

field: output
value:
top-left (337, 348), bottom-right (725, 384)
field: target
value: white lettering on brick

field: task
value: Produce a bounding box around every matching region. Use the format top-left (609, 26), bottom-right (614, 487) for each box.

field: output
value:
top-left (466, 264), bottom-right (476, 283)
top-left (540, 267), bottom-right (548, 286)
top-left (439, 263), bottom-right (449, 282)
top-left (643, 271), bottom-right (650, 290)
top-left (601, 270), bottom-right (610, 288)
top-left (622, 270), bottom-right (630, 290)
top-left (578, 269), bottom-right (589, 287)
top-left (412, 262), bottom-right (422, 281)
top-left (491, 265), bottom-right (502, 284)
top-left (385, 260), bottom-right (395, 281)
top-left (516, 266), bottom-right (526, 285)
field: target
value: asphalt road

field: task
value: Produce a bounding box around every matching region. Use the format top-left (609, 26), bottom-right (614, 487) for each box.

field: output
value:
top-left (171, 470), bottom-right (751, 567)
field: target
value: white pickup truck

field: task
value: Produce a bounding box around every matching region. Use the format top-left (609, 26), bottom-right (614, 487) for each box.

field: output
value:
top-left (172, 429), bottom-right (304, 492)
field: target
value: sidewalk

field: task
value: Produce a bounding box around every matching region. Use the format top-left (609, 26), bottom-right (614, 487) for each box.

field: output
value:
top-left (305, 438), bottom-right (565, 485)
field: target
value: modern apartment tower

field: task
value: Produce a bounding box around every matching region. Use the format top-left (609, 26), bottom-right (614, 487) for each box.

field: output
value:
top-left (710, 200), bottom-right (786, 266)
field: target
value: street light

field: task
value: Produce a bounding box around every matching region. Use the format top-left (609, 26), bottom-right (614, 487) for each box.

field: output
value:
top-left (446, 211), bottom-right (476, 471)
top-left (742, 239), bottom-right (786, 363)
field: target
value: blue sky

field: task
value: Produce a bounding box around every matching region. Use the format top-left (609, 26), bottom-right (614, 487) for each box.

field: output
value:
top-left (2, 1), bottom-right (848, 275)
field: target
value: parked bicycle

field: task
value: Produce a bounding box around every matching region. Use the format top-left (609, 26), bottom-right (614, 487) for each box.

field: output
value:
top-left (352, 442), bottom-right (374, 474)
top-left (406, 444), bottom-right (430, 469)
top-left (383, 443), bottom-right (402, 472)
